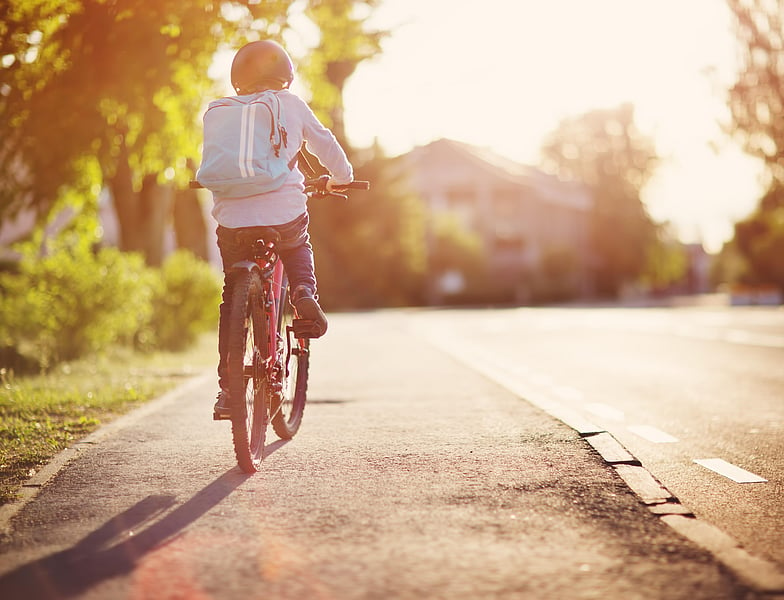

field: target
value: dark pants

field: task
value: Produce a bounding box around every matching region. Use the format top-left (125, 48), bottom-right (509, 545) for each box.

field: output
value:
top-left (215, 212), bottom-right (315, 390)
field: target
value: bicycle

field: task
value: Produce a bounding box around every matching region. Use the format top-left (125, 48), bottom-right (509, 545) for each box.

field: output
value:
top-left (192, 160), bottom-right (369, 472)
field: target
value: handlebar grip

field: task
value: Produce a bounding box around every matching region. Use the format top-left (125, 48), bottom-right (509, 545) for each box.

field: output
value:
top-left (328, 181), bottom-right (370, 191)
top-left (303, 178), bottom-right (371, 193)
top-left (343, 181), bottom-right (370, 190)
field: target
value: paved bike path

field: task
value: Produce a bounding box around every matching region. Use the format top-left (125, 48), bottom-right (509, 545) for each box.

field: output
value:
top-left (0, 311), bottom-right (774, 599)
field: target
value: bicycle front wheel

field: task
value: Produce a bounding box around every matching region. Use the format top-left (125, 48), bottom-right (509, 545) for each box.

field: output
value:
top-left (270, 283), bottom-right (309, 439)
top-left (226, 270), bottom-right (268, 472)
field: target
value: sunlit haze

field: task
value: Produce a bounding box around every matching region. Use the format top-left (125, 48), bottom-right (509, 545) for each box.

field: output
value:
top-left (334, 0), bottom-right (766, 253)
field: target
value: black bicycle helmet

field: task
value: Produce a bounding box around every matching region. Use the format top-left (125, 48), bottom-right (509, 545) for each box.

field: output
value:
top-left (230, 40), bottom-right (294, 94)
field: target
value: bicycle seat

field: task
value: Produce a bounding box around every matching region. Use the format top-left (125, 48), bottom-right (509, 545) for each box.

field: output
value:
top-left (235, 227), bottom-right (281, 247)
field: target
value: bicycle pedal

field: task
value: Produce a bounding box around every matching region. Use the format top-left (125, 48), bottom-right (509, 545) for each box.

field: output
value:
top-left (292, 318), bottom-right (324, 339)
top-left (213, 408), bottom-right (232, 421)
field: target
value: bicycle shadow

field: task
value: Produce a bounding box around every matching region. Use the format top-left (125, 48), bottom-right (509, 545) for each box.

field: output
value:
top-left (265, 437), bottom-right (290, 454)
top-left (0, 467), bottom-right (251, 599)
top-left (303, 398), bottom-right (352, 405)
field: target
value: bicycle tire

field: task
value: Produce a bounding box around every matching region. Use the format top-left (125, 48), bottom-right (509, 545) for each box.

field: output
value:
top-left (226, 270), bottom-right (268, 472)
top-left (270, 283), bottom-right (308, 439)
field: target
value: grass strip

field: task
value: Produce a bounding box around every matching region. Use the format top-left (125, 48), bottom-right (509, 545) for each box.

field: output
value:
top-left (0, 333), bottom-right (216, 505)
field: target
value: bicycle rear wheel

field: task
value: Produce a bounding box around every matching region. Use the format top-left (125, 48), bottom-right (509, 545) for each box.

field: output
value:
top-left (226, 270), bottom-right (268, 472)
top-left (270, 282), bottom-right (308, 439)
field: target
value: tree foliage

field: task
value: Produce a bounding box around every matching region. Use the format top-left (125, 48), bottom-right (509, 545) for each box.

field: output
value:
top-left (1, 0), bottom-right (430, 306)
top-left (732, 186), bottom-right (784, 288)
top-left (0, 0), bottom-right (293, 262)
top-left (297, 3), bottom-right (428, 307)
top-left (539, 103), bottom-right (659, 297)
top-left (300, 0), bottom-right (385, 147)
top-left (641, 224), bottom-right (689, 293)
top-left (307, 147), bottom-right (428, 308)
top-left (726, 0), bottom-right (784, 182)
top-left (726, 0), bottom-right (784, 291)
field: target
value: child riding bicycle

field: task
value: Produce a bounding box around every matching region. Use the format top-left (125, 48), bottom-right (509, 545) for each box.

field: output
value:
top-left (197, 40), bottom-right (354, 415)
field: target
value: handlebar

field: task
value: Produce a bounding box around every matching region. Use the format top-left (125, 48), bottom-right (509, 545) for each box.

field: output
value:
top-left (303, 175), bottom-right (370, 199)
top-left (188, 176), bottom-right (370, 200)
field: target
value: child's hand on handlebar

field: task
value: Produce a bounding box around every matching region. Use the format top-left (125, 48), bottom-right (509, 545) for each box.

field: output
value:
top-left (303, 175), bottom-right (370, 198)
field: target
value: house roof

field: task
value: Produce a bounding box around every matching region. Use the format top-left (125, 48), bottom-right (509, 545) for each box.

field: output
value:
top-left (403, 138), bottom-right (592, 211)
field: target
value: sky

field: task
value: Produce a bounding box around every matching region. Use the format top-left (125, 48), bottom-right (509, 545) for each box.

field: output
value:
top-left (328, 0), bottom-right (767, 253)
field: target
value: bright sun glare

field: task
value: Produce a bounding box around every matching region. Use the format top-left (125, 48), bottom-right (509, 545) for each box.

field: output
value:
top-left (338, 0), bottom-right (766, 253)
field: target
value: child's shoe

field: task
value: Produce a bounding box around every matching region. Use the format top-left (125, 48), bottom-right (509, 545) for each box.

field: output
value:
top-left (292, 285), bottom-right (328, 337)
top-left (213, 389), bottom-right (231, 420)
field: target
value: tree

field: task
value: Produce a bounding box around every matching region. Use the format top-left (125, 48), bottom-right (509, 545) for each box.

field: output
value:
top-left (539, 103), bottom-right (659, 297)
top-left (726, 0), bottom-right (784, 184)
top-left (0, 0), bottom-right (293, 263)
top-left (732, 187), bottom-right (784, 288)
top-left (300, 0), bottom-right (385, 147)
top-left (1, 0), bottom-right (429, 303)
top-left (307, 146), bottom-right (429, 308)
top-left (0, 0), bottom-right (85, 220)
top-left (296, 3), bottom-right (430, 307)
top-left (725, 0), bottom-right (784, 291)
top-left (641, 224), bottom-right (689, 293)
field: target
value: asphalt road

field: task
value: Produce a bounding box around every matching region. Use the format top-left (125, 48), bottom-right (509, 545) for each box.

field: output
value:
top-left (0, 307), bottom-right (782, 599)
top-left (412, 304), bottom-right (784, 568)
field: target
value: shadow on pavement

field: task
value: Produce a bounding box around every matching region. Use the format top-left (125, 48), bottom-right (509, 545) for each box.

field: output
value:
top-left (304, 398), bottom-right (352, 405)
top-left (0, 467), bottom-right (251, 598)
top-left (264, 438), bottom-right (290, 454)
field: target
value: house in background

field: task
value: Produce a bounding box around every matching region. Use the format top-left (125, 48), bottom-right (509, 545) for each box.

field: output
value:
top-left (401, 139), bottom-right (595, 304)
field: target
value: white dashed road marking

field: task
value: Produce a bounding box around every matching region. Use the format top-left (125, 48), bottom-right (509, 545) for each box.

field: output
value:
top-left (694, 458), bottom-right (768, 483)
top-left (552, 385), bottom-right (584, 402)
top-left (585, 402), bottom-right (625, 422)
top-left (627, 425), bottom-right (679, 443)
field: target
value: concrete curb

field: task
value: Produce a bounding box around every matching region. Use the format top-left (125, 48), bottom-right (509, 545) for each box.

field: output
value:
top-left (520, 394), bottom-right (784, 593)
top-left (587, 435), bottom-right (784, 593)
top-left (0, 371), bottom-right (212, 539)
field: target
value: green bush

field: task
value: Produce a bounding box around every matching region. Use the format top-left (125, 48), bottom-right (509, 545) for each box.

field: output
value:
top-left (0, 234), bottom-right (154, 369)
top-left (0, 229), bottom-right (221, 368)
top-left (142, 250), bottom-right (221, 351)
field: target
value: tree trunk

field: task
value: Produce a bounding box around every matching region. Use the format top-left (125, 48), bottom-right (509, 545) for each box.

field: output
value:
top-left (109, 137), bottom-right (145, 254)
top-left (173, 187), bottom-right (209, 261)
top-left (138, 174), bottom-right (171, 267)
top-left (325, 60), bottom-right (356, 151)
top-left (108, 137), bottom-right (171, 265)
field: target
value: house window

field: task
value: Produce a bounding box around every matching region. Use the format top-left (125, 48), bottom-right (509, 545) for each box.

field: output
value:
top-left (493, 234), bottom-right (526, 253)
top-left (492, 188), bottom-right (519, 218)
top-left (491, 188), bottom-right (524, 252)
top-left (445, 186), bottom-right (477, 229)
